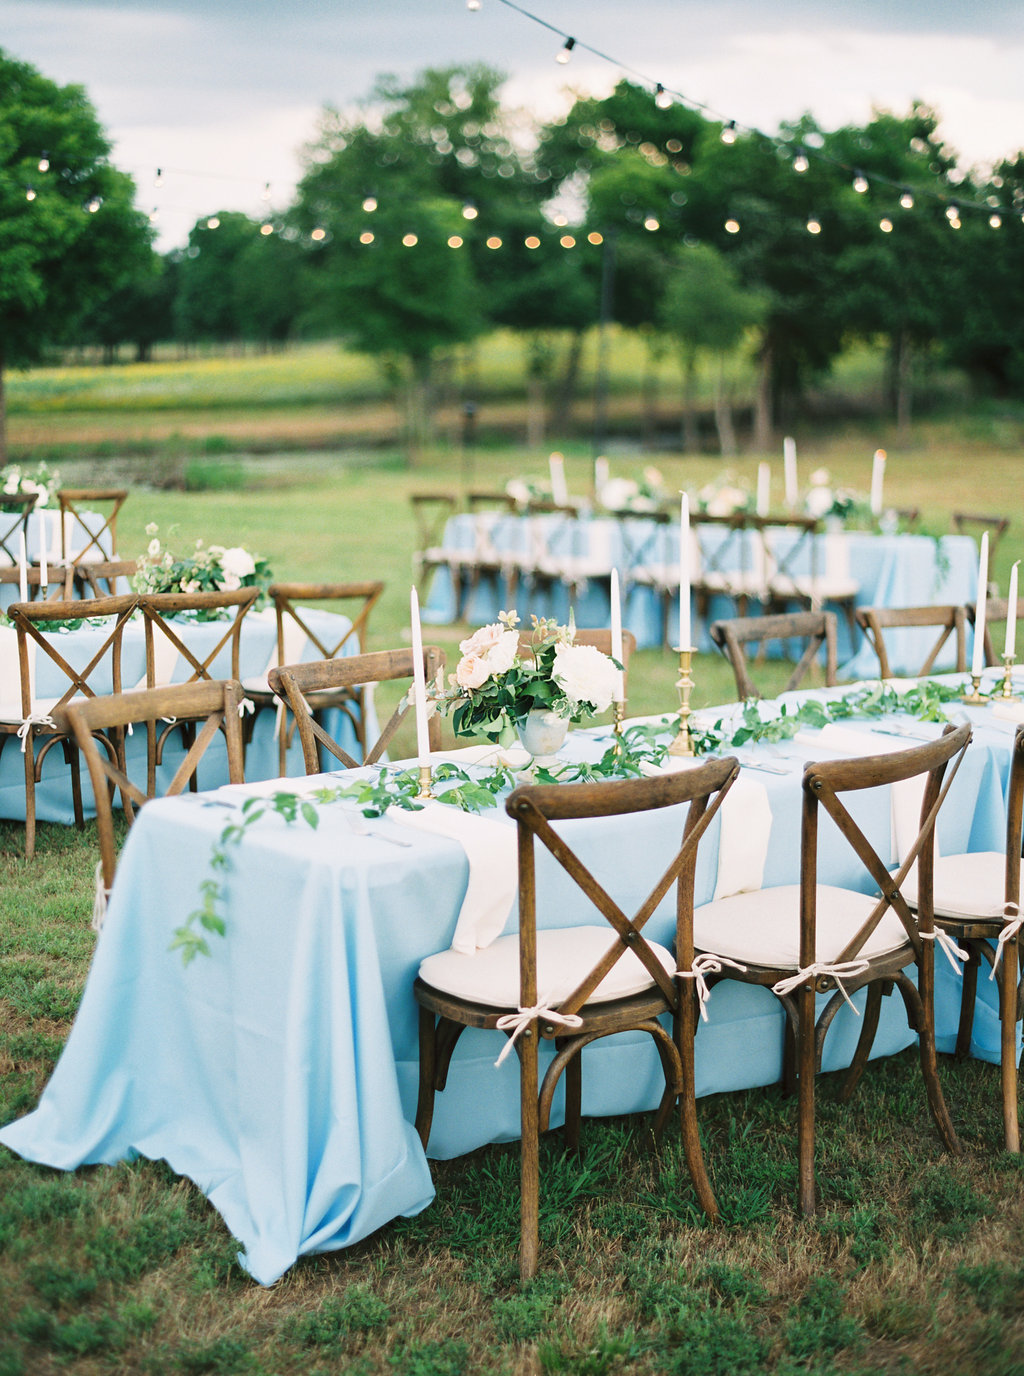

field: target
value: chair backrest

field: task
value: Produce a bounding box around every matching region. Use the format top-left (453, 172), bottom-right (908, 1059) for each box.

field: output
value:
top-left (0, 492), bottom-right (38, 565)
top-left (269, 645), bottom-right (445, 774)
top-left (614, 510), bottom-right (672, 584)
top-left (411, 492), bottom-right (458, 549)
top-left (57, 488), bottom-right (128, 565)
top-left (57, 680), bottom-right (247, 894)
top-left (73, 558), bottom-right (139, 599)
top-left (854, 604), bottom-right (967, 680)
top-left (709, 611), bottom-right (838, 700)
top-left (798, 723), bottom-right (971, 971)
top-left (466, 491), bottom-right (517, 513)
top-left (0, 565), bottom-right (68, 603)
top-left (8, 593), bottom-right (139, 713)
top-left (750, 514), bottom-right (820, 596)
top-left (691, 512), bottom-right (753, 590)
top-left (266, 581), bottom-right (383, 668)
top-left (966, 597), bottom-right (1024, 669)
top-left (952, 512), bottom-right (1010, 559)
top-left (136, 588), bottom-right (258, 687)
top-left (1004, 726), bottom-right (1024, 917)
top-left (505, 757), bottom-right (739, 1019)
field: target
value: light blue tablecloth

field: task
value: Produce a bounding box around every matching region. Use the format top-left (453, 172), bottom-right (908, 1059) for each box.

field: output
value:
top-left (0, 606), bottom-right (361, 822)
top-left (424, 515), bottom-right (978, 676)
top-left (0, 693), bottom-right (1011, 1284)
top-left (0, 509), bottom-right (116, 609)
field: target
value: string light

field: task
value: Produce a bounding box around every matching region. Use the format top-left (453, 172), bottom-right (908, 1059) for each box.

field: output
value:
top-left (559, 234), bottom-right (576, 247)
top-left (945, 203), bottom-right (959, 220)
top-left (154, 168), bottom-right (163, 187)
top-left (720, 121), bottom-right (737, 145)
top-left (524, 235), bottom-right (541, 248)
top-left (262, 182), bottom-right (272, 202)
top-left (461, 201), bottom-right (478, 220)
top-left (87, 197), bottom-right (101, 213)
top-left (793, 151), bottom-right (809, 173)
top-left (724, 217), bottom-right (740, 234)
top-left (359, 230), bottom-right (375, 244)
top-left (402, 232), bottom-right (418, 246)
top-left (38, 153), bottom-right (49, 173)
top-left (852, 172), bottom-right (869, 194)
top-left (899, 189), bottom-right (915, 210)
top-left (362, 195), bottom-right (378, 212)
top-left (806, 216), bottom-right (821, 234)
top-left (990, 213), bottom-right (1003, 229)
top-left (311, 227), bottom-right (326, 241)
top-left (148, 207), bottom-right (159, 223)
top-left (260, 222), bottom-right (274, 235)
top-left (486, 235), bottom-right (502, 248)
top-left (587, 231), bottom-right (603, 244)
top-left (447, 234), bottom-right (463, 247)
top-left (643, 214), bottom-right (659, 231)
top-left (555, 36), bottom-right (575, 64)
top-left (25, 186), bottom-right (36, 202)
top-left (654, 83), bottom-right (672, 110)
top-left (879, 217), bottom-right (893, 233)
top-left (206, 216), bottom-right (220, 229)
top-left (948, 213), bottom-right (962, 229)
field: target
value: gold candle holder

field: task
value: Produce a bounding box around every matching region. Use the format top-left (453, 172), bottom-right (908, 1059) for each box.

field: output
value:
top-left (416, 764), bottom-right (434, 800)
top-left (668, 646), bottom-right (696, 757)
top-left (961, 671), bottom-right (985, 705)
top-left (1000, 654), bottom-right (1018, 700)
top-left (612, 699), bottom-right (625, 750)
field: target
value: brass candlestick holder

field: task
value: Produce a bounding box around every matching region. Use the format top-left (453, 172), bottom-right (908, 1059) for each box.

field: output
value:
top-left (1000, 654), bottom-right (1018, 700)
top-left (668, 646), bottom-right (696, 757)
top-left (416, 764), bottom-right (434, 800)
top-left (962, 671), bottom-right (985, 705)
top-left (612, 699), bottom-right (625, 751)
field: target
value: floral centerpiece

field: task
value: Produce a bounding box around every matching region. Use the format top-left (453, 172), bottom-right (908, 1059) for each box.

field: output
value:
top-left (695, 471), bottom-right (754, 517)
top-left (0, 461), bottom-right (61, 509)
top-left (504, 476), bottom-right (552, 509)
top-left (428, 610), bottom-right (621, 757)
top-left (598, 466), bottom-right (668, 513)
top-left (132, 524), bottom-right (273, 612)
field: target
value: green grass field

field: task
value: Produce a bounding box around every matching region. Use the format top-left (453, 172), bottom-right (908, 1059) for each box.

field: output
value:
top-left (2, 346), bottom-right (1024, 1374)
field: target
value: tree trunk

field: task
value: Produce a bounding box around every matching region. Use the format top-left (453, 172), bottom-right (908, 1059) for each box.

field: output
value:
top-left (681, 352), bottom-right (699, 453)
top-left (713, 354), bottom-right (737, 456)
top-left (753, 337), bottom-right (773, 453)
top-left (0, 350), bottom-right (6, 467)
top-left (405, 356), bottom-right (434, 465)
top-left (894, 330), bottom-right (913, 435)
top-left (526, 376), bottom-right (546, 448)
top-left (551, 331), bottom-right (584, 435)
top-left (640, 337), bottom-right (661, 452)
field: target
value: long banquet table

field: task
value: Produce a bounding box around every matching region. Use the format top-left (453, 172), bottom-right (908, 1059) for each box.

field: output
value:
top-left (0, 605), bottom-right (361, 821)
top-left (0, 678), bottom-right (1017, 1284)
top-left (424, 513), bottom-right (978, 677)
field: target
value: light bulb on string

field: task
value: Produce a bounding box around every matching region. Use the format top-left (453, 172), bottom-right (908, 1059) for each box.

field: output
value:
top-left (362, 195), bottom-right (378, 213)
top-left (260, 222), bottom-right (274, 236)
top-left (447, 235), bottom-right (463, 248)
top-left (793, 150), bottom-right (809, 173)
top-left (587, 231), bottom-right (603, 245)
top-left (899, 189), bottom-right (914, 210)
top-left (38, 153), bottom-right (49, 173)
top-left (25, 186), bottom-right (36, 202)
top-left (402, 233), bottom-right (418, 246)
top-left (311, 227), bottom-right (326, 241)
top-left (262, 182), bottom-right (272, 203)
top-left (556, 36), bottom-right (575, 64)
top-left (720, 121), bottom-right (737, 145)
top-left (852, 171), bottom-right (869, 194)
top-left (948, 214), bottom-right (962, 230)
top-left (724, 217), bottom-right (740, 234)
top-left (359, 231), bottom-right (374, 244)
top-left (148, 207), bottom-right (159, 223)
top-left (524, 235), bottom-right (540, 249)
top-left (461, 201), bottom-right (478, 220)
top-left (655, 84), bottom-right (672, 110)
top-left (945, 203), bottom-right (959, 221)
top-left (559, 234), bottom-right (576, 248)
top-left (154, 168), bottom-right (163, 187)
top-left (879, 217), bottom-right (893, 233)
top-left (87, 197), bottom-right (101, 213)
top-left (206, 216), bottom-right (220, 229)
top-left (990, 213), bottom-right (1003, 229)
top-left (643, 214), bottom-right (659, 231)
top-left (806, 216), bottom-right (821, 234)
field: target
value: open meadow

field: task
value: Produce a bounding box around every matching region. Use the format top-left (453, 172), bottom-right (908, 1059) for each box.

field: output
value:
top-left (2, 343), bottom-right (1024, 1374)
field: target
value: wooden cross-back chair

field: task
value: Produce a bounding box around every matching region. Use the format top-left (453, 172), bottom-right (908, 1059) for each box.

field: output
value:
top-left (57, 488), bottom-right (128, 567)
top-left (269, 645), bottom-right (445, 775)
top-left (414, 757), bottom-right (740, 1279)
top-left (73, 559), bottom-right (138, 599)
top-left (0, 565), bottom-right (68, 603)
top-left (690, 512), bottom-right (765, 628)
top-left (1, 593), bottom-right (138, 857)
top-left (899, 724), bottom-right (1024, 1151)
top-left (136, 587), bottom-right (258, 793)
top-left (57, 680), bottom-right (247, 905)
top-left (239, 580), bottom-right (384, 777)
top-left (692, 724), bottom-right (972, 1215)
top-left (953, 513), bottom-right (1010, 573)
top-left (0, 492), bottom-right (38, 567)
top-left (965, 597), bottom-right (1024, 670)
top-left (709, 611), bottom-right (839, 701)
top-left (854, 604), bottom-right (968, 680)
top-left (410, 492), bottom-right (459, 595)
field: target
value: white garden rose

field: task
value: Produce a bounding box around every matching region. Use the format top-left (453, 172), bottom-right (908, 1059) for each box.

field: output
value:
top-left (459, 622), bottom-right (518, 674)
top-left (454, 653), bottom-right (492, 690)
top-left (804, 486), bottom-right (834, 518)
top-left (219, 546), bottom-right (256, 580)
top-left (552, 642), bottom-right (619, 715)
top-left (598, 477), bottom-right (639, 510)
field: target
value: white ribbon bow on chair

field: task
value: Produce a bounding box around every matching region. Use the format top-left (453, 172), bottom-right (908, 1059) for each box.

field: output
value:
top-left (771, 959), bottom-right (871, 1015)
top-left (990, 902), bottom-right (1022, 979)
top-left (17, 711), bottom-right (56, 752)
top-left (920, 927), bottom-right (970, 974)
top-left (677, 953), bottom-right (748, 1023)
top-left (493, 998), bottom-right (584, 1067)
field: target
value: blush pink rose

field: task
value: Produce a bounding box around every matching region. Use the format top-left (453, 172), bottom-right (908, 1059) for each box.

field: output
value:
top-left (454, 653), bottom-right (491, 689)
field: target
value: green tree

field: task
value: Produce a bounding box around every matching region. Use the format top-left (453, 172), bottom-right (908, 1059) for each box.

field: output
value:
top-left (80, 250), bottom-right (176, 362)
top-left (0, 47), bottom-right (151, 458)
top-left (174, 211), bottom-right (259, 345)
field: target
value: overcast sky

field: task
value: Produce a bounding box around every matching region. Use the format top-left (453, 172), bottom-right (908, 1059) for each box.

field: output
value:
top-left (5, 0), bottom-right (1024, 251)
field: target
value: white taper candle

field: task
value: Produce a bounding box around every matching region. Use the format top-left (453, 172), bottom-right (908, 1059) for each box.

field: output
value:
top-left (409, 586), bottom-right (432, 766)
top-left (1005, 562), bottom-right (1019, 659)
top-left (870, 449), bottom-right (886, 516)
top-left (783, 436), bottom-right (798, 508)
top-left (971, 532), bottom-right (988, 677)
top-left (679, 492), bottom-right (692, 650)
top-left (610, 567), bottom-right (624, 703)
top-left (18, 530), bottom-right (28, 602)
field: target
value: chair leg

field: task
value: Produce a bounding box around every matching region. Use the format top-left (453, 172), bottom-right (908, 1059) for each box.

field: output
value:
top-left (896, 969), bottom-right (962, 1156)
top-left (797, 984), bottom-right (817, 1216)
top-left (563, 1048), bottom-right (582, 1153)
top-left (23, 731), bottom-right (36, 859)
top-left (998, 938), bottom-right (1020, 1153)
top-left (837, 981), bottom-right (886, 1104)
top-left (520, 1027), bottom-right (540, 1281)
top-left (676, 996), bottom-right (718, 1221)
top-left (956, 945), bottom-right (981, 1060)
top-left (415, 1006), bottom-right (437, 1152)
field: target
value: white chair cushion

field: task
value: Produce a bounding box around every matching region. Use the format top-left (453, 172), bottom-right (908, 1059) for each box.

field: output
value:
top-left (418, 924), bottom-right (676, 1007)
top-left (694, 883), bottom-right (909, 969)
top-left (899, 852), bottom-right (1015, 920)
top-left (241, 673), bottom-right (271, 694)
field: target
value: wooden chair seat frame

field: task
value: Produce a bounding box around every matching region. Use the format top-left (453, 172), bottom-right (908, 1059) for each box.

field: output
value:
top-left (415, 757), bottom-right (740, 1278)
top-left (269, 646), bottom-right (445, 775)
top-left (696, 723), bottom-right (971, 1216)
top-left (709, 611), bottom-right (839, 701)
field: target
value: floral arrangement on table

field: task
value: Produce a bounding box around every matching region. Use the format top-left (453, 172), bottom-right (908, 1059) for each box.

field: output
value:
top-left (802, 468), bottom-right (874, 527)
top-left (0, 461), bottom-right (61, 509)
top-left (598, 466), bottom-right (668, 513)
top-left (428, 610), bottom-right (621, 744)
top-left (695, 471), bottom-right (754, 517)
top-left (504, 476), bottom-right (552, 509)
top-left (131, 523), bottom-right (273, 612)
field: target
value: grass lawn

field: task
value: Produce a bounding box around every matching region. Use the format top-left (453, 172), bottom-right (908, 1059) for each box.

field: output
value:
top-left (2, 355), bottom-right (1024, 1373)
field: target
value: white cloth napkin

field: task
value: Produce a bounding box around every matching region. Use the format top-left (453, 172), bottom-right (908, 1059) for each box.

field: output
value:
top-left (712, 775), bottom-right (772, 900)
top-left (0, 625), bottom-right (34, 719)
top-left (991, 700), bottom-right (1024, 724)
top-left (388, 801), bottom-right (518, 954)
top-left (793, 723), bottom-right (933, 863)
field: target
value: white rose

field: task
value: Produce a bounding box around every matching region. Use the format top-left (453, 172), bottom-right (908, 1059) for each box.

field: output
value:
top-left (805, 486), bottom-right (834, 518)
top-left (145, 522), bottom-right (159, 536)
top-left (809, 468), bottom-right (831, 486)
top-left (552, 642), bottom-right (619, 715)
top-left (454, 653), bottom-right (491, 689)
top-left (219, 572), bottom-right (242, 591)
top-left (3, 474), bottom-right (20, 494)
top-left (484, 628), bottom-right (519, 674)
top-left (219, 546), bottom-right (256, 579)
top-left (599, 477), bottom-right (639, 510)
top-left (148, 538), bottom-right (161, 557)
